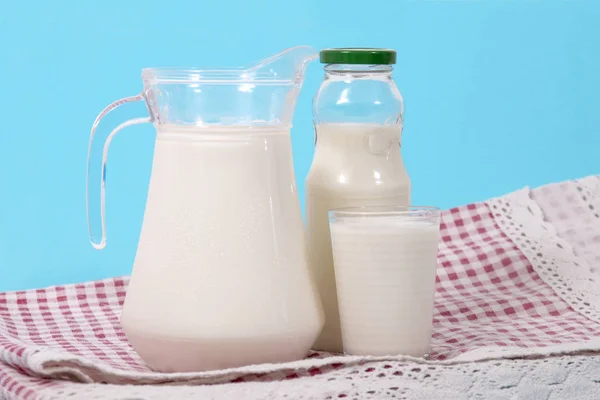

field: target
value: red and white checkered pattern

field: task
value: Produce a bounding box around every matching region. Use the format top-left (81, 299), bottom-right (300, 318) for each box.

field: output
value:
top-left (1, 200), bottom-right (599, 398)
top-left (431, 203), bottom-right (599, 360)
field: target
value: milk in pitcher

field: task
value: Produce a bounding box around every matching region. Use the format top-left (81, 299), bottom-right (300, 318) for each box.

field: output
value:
top-left (121, 125), bottom-right (323, 371)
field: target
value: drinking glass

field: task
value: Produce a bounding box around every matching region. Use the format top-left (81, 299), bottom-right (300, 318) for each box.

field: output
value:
top-left (328, 206), bottom-right (441, 357)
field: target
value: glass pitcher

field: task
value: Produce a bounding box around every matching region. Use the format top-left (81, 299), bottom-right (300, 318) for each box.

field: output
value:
top-left (87, 46), bottom-right (324, 372)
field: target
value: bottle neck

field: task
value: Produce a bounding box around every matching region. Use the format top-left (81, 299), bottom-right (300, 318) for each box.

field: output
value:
top-left (324, 64), bottom-right (394, 79)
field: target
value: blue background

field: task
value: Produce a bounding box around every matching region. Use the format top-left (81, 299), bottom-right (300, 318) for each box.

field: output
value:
top-left (0, 0), bottom-right (598, 291)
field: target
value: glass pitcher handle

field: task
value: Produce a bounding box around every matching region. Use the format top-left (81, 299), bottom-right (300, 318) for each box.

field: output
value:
top-left (86, 94), bottom-right (151, 250)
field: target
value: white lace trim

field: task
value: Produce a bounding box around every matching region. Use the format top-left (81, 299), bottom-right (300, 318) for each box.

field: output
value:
top-left (576, 175), bottom-right (600, 220)
top-left (36, 355), bottom-right (600, 400)
top-left (21, 332), bottom-right (600, 386)
top-left (488, 187), bottom-right (600, 323)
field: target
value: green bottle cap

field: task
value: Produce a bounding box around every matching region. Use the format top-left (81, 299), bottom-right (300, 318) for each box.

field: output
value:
top-left (319, 48), bottom-right (397, 65)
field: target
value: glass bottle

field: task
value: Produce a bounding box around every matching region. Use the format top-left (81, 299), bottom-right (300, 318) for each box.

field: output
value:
top-left (306, 48), bottom-right (410, 352)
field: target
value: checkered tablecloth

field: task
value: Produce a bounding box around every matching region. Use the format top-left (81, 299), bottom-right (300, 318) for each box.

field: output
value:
top-left (1, 176), bottom-right (600, 400)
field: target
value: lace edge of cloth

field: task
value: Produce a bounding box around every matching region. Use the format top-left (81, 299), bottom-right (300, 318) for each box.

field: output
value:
top-left (575, 175), bottom-right (600, 220)
top-left (33, 355), bottom-right (600, 400)
top-left (488, 186), bottom-right (600, 323)
top-left (22, 338), bottom-right (600, 385)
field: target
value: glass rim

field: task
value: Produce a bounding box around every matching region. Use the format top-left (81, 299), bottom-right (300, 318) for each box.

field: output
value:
top-left (328, 205), bottom-right (440, 218)
top-left (141, 68), bottom-right (294, 85)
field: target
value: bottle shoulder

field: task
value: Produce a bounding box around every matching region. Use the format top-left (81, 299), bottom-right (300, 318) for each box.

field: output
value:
top-left (306, 158), bottom-right (410, 195)
top-left (313, 78), bottom-right (404, 123)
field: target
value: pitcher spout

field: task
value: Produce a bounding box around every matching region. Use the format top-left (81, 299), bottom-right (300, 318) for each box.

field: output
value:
top-left (245, 45), bottom-right (318, 124)
top-left (247, 45), bottom-right (318, 86)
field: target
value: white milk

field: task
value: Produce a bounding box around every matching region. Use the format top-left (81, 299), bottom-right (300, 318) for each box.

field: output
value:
top-left (121, 125), bottom-right (324, 372)
top-left (306, 123), bottom-right (410, 352)
top-left (329, 217), bottom-right (439, 356)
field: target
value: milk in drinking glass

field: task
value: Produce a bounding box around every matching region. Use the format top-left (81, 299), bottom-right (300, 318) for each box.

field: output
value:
top-left (328, 206), bottom-right (440, 357)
